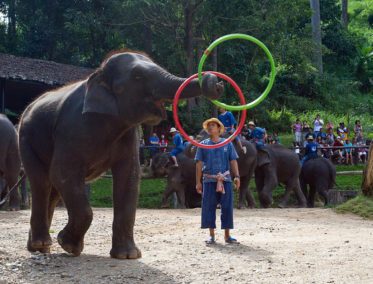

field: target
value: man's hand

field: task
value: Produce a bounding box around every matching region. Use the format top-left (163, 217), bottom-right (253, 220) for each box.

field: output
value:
top-left (196, 182), bottom-right (203, 194)
top-left (233, 177), bottom-right (240, 190)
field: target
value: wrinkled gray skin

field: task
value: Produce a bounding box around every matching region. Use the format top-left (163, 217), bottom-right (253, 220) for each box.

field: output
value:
top-left (19, 52), bottom-right (224, 258)
top-left (153, 133), bottom-right (257, 209)
top-left (255, 144), bottom-right (307, 208)
top-left (300, 157), bottom-right (336, 207)
top-left (151, 150), bottom-right (201, 208)
top-left (0, 114), bottom-right (21, 210)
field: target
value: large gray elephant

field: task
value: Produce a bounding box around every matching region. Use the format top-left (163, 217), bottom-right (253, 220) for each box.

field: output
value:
top-left (0, 114), bottom-right (21, 210)
top-left (300, 157), bottom-right (336, 207)
top-left (255, 144), bottom-right (307, 208)
top-left (18, 51), bottom-right (223, 258)
top-left (153, 138), bottom-right (257, 209)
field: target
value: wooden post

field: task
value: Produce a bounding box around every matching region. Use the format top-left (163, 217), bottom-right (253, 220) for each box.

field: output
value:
top-left (362, 144), bottom-right (373, 196)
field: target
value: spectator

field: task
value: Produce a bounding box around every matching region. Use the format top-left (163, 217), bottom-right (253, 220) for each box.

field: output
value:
top-left (332, 136), bottom-right (344, 164)
top-left (343, 139), bottom-right (353, 165)
top-left (354, 120), bottom-right (364, 142)
top-left (149, 133), bottom-right (160, 165)
top-left (241, 124), bottom-right (250, 140)
top-left (292, 118), bottom-right (303, 144)
top-left (316, 127), bottom-right (327, 143)
top-left (326, 127), bottom-right (335, 145)
top-left (326, 120), bottom-right (334, 130)
top-left (272, 132), bottom-right (281, 144)
top-left (169, 127), bottom-right (185, 167)
top-left (313, 114), bottom-right (324, 137)
top-left (159, 134), bottom-right (168, 152)
top-left (337, 122), bottom-right (349, 142)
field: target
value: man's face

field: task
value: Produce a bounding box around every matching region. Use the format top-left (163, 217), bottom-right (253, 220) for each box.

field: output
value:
top-left (219, 108), bottom-right (225, 113)
top-left (249, 125), bottom-right (255, 130)
top-left (207, 122), bottom-right (220, 136)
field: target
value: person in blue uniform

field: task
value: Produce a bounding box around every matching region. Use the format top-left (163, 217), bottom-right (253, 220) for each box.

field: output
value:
top-left (195, 118), bottom-right (240, 245)
top-left (301, 134), bottom-right (319, 166)
top-left (248, 121), bottom-right (267, 150)
top-left (169, 127), bottom-right (184, 167)
top-left (218, 108), bottom-right (246, 154)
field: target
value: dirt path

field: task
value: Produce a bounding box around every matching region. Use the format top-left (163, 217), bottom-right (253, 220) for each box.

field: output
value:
top-left (0, 208), bottom-right (372, 283)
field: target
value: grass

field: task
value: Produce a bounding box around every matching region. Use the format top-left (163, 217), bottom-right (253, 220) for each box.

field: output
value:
top-left (335, 195), bottom-right (373, 219)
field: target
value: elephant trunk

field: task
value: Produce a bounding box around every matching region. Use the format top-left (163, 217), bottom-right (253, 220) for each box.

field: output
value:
top-left (153, 69), bottom-right (223, 101)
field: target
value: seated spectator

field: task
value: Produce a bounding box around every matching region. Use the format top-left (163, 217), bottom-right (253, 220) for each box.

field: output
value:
top-left (354, 120), bottom-right (364, 142)
top-left (343, 139), bottom-right (353, 165)
top-left (337, 122), bottom-right (349, 142)
top-left (159, 134), bottom-right (168, 152)
top-left (316, 127), bottom-right (327, 143)
top-left (326, 127), bottom-right (335, 145)
top-left (292, 118), bottom-right (303, 144)
top-left (332, 136), bottom-right (344, 164)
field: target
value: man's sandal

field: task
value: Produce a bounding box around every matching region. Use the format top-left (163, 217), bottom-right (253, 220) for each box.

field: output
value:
top-left (225, 236), bottom-right (240, 244)
top-left (205, 237), bottom-right (216, 245)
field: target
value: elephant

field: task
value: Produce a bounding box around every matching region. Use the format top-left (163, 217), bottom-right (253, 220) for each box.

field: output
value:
top-left (152, 136), bottom-right (257, 209)
top-left (0, 114), bottom-right (21, 210)
top-left (255, 144), bottom-right (307, 208)
top-left (18, 51), bottom-right (224, 258)
top-left (300, 157), bottom-right (336, 207)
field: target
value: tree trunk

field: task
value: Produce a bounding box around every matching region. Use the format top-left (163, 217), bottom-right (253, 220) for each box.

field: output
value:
top-left (362, 144), bottom-right (373, 197)
top-left (7, 0), bottom-right (17, 50)
top-left (341, 0), bottom-right (348, 29)
top-left (309, 0), bottom-right (323, 74)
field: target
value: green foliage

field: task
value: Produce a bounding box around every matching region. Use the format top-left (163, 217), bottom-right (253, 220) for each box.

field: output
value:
top-left (335, 195), bottom-right (373, 219)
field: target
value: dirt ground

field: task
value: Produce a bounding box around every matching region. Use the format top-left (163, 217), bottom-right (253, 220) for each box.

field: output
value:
top-left (0, 208), bottom-right (372, 284)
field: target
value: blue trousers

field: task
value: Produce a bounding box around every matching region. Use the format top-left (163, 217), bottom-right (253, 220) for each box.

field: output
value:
top-left (201, 182), bottom-right (233, 229)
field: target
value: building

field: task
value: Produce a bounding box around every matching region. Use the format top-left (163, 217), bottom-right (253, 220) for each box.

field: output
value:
top-left (0, 53), bottom-right (93, 122)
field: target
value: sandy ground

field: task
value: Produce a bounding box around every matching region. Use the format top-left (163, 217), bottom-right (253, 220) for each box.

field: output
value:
top-left (0, 208), bottom-right (372, 284)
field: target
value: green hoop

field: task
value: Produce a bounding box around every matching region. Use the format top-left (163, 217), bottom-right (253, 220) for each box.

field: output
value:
top-left (198, 33), bottom-right (276, 111)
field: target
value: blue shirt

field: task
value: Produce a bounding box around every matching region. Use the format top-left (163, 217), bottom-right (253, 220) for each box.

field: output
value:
top-left (250, 127), bottom-right (266, 140)
top-left (149, 136), bottom-right (159, 145)
top-left (173, 133), bottom-right (184, 150)
top-left (195, 138), bottom-right (239, 183)
top-left (218, 112), bottom-right (237, 130)
top-left (344, 142), bottom-right (353, 153)
top-left (305, 142), bottom-right (318, 158)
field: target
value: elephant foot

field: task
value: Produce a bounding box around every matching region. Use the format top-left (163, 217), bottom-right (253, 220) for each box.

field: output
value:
top-left (161, 203), bottom-right (170, 208)
top-left (57, 229), bottom-right (84, 256)
top-left (110, 243), bottom-right (142, 259)
top-left (8, 206), bottom-right (20, 211)
top-left (27, 231), bottom-right (52, 253)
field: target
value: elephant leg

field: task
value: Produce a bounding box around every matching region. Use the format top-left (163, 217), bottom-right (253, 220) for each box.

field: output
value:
top-left (278, 185), bottom-right (291, 208)
top-left (258, 167), bottom-right (276, 208)
top-left (286, 179), bottom-right (307, 208)
top-left (319, 189), bottom-right (329, 206)
top-left (308, 185), bottom-right (316, 208)
top-left (161, 185), bottom-right (174, 208)
top-left (176, 186), bottom-right (186, 209)
top-left (238, 176), bottom-right (255, 209)
top-left (255, 169), bottom-right (265, 207)
top-left (50, 157), bottom-right (92, 256)
top-left (110, 148), bottom-right (141, 259)
top-left (21, 144), bottom-right (53, 253)
top-left (47, 186), bottom-right (61, 228)
top-left (7, 174), bottom-right (21, 211)
top-left (300, 177), bottom-right (308, 201)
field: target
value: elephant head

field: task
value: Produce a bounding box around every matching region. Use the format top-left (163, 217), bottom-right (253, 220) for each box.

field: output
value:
top-left (82, 51), bottom-right (224, 126)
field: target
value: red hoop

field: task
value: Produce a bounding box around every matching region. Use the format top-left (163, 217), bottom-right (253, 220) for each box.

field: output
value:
top-left (173, 71), bottom-right (246, 149)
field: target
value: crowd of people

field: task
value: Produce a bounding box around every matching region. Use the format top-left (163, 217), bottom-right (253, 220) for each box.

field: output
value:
top-left (292, 115), bottom-right (369, 164)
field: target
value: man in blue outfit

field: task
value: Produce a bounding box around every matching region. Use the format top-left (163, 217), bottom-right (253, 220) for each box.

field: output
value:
top-left (301, 134), bottom-right (319, 166)
top-left (248, 121), bottom-right (267, 150)
top-left (169, 127), bottom-right (185, 167)
top-left (218, 108), bottom-right (246, 154)
top-left (195, 118), bottom-right (240, 245)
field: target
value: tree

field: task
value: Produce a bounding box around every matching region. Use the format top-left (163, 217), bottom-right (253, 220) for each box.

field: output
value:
top-left (362, 144), bottom-right (373, 197)
top-left (341, 0), bottom-right (348, 28)
top-left (310, 0), bottom-right (323, 74)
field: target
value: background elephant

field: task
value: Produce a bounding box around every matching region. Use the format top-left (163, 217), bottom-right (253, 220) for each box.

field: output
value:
top-left (255, 144), bottom-right (307, 208)
top-left (300, 157), bottom-right (336, 207)
top-left (0, 114), bottom-right (21, 210)
top-left (18, 51), bottom-right (223, 258)
top-left (152, 137), bottom-right (257, 209)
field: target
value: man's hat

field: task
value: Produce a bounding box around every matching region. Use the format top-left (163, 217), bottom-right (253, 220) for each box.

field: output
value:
top-left (202, 118), bottom-right (225, 135)
top-left (248, 121), bottom-right (256, 126)
top-left (169, 127), bottom-right (178, 133)
top-left (306, 134), bottom-right (314, 140)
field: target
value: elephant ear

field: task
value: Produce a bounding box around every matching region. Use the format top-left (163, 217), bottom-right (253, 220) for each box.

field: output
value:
top-left (257, 149), bottom-right (271, 167)
top-left (82, 70), bottom-right (119, 116)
